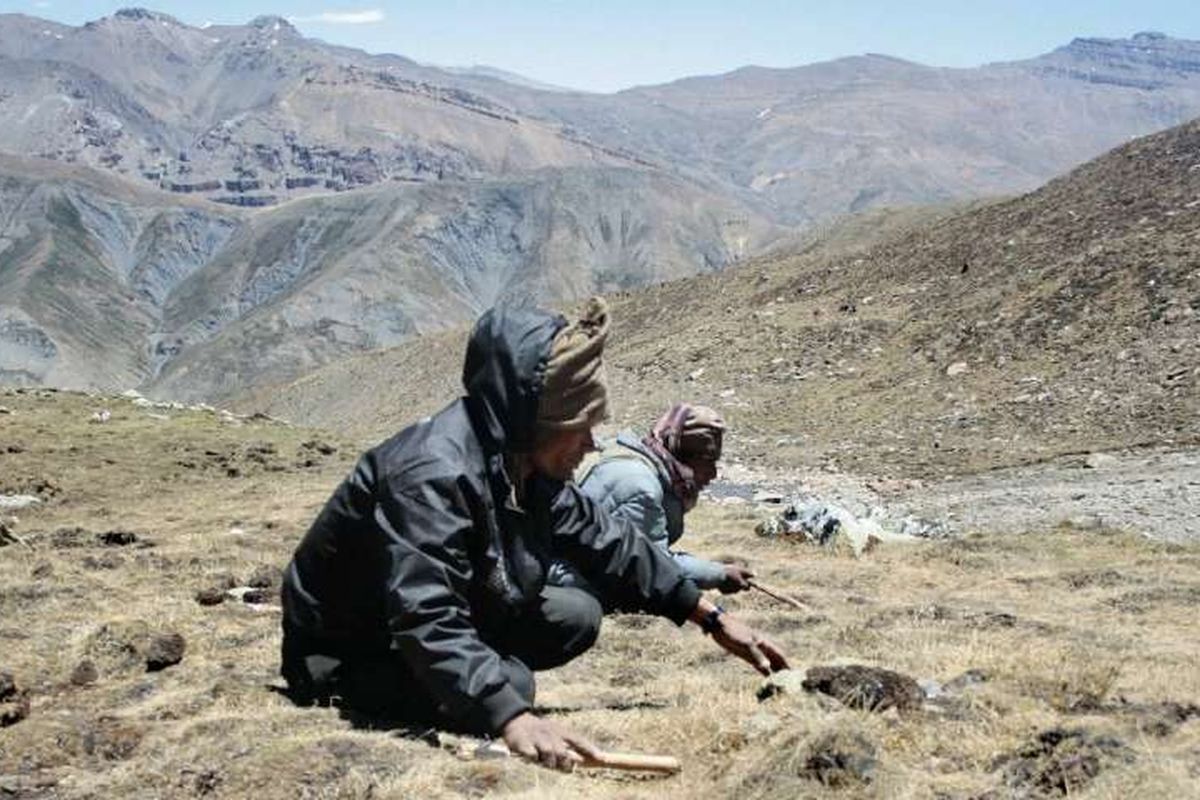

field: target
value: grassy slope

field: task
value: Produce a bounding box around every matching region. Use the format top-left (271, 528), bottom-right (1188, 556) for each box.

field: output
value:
top-left (2, 389), bottom-right (1198, 798)
top-left (239, 122), bottom-right (1200, 479)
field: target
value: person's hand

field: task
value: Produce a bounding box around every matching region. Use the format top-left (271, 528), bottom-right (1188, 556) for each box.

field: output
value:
top-left (718, 564), bottom-right (755, 594)
top-left (501, 712), bottom-right (601, 772)
top-left (710, 614), bottom-right (789, 676)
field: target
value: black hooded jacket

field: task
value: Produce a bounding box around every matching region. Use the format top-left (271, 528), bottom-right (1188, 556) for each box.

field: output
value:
top-left (281, 305), bottom-right (701, 732)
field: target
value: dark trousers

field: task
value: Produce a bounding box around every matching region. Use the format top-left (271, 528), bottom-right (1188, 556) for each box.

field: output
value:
top-left (281, 586), bottom-right (602, 733)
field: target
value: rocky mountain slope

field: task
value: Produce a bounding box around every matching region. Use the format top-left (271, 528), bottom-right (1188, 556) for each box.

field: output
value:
top-left (0, 154), bottom-right (238, 388)
top-left (245, 118), bottom-right (1200, 478)
top-left (0, 153), bottom-right (775, 393)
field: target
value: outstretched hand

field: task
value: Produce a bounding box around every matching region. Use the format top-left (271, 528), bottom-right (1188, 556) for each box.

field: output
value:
top-left (502, 712), bottom-right (600, 772)
top-left (710, 614), bottom-right (789, 676)
top-left (718, 564), bottom-right (755, 594)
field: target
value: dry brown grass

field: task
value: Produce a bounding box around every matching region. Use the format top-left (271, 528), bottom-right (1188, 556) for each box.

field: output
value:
top-left (2, 388), bottom-right (1199, 798)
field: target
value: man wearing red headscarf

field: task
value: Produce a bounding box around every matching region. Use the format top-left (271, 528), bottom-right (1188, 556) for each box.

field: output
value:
top-left (552, 403), bottom-right (754, 594)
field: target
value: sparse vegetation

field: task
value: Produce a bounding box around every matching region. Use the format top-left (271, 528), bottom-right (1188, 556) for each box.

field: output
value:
top-left (2, 389), bottom-right (1197, 798)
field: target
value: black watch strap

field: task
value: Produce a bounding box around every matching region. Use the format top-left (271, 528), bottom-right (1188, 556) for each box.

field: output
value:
top-left (700, 604), bottom-right (726, 635)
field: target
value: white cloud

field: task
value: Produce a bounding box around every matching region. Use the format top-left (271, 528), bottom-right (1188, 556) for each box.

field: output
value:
top-left (33, 1), bottom-right (52, 9)
top-left (289, 9), bottom-right (385, 25)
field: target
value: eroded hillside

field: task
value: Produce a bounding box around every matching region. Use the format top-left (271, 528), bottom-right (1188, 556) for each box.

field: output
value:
top-left (244, 119), bottom-right (1200, 478)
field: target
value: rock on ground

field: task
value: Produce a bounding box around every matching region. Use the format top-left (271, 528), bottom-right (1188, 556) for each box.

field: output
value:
top-left (802, 664), bottom-right (924, 713)
top-left (145, 632), bottom-right (186, 672)
top-left (0, 670), bottom-right (30, 727)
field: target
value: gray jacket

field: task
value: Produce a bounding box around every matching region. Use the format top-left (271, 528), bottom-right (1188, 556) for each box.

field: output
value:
top-left (568, 431), bottom-right (727, 589)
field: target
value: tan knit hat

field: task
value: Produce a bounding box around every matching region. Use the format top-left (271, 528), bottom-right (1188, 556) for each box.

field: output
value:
top-left (535, 297), bottom-right (610, 433)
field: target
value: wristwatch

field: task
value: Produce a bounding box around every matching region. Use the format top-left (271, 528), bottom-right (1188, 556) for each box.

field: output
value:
top-left (700, 604), bottom-right (726, 635)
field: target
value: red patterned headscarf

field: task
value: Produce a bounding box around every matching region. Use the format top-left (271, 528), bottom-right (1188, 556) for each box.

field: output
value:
top-left (642, 403), bottom-right (725, 511)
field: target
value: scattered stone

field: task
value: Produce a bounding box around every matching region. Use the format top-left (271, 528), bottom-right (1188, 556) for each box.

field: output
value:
top-left (802, 664), bottom-right (924, 713)
top-left (801, 730), bottom-right (878, 787)
top-left (1083, 452), bottom-right (1118, 470)
top-left (70, 660), bottom-right (99, 686)
top-left (246, 565), bottom-right (281, 589)
top-left (0, 406), bottom-right (10, 414)
top-left (194, 587), bottom-right (226, 607)
top-left (0, 671), bottom-right (30, 727)
top-left (946, 361), bottom-right (970, 377)
top-left (0, 776), bottom-right (59, 795)
top-left (895, 515), bottom-right (951, 538)
top-left (0, 494), bottom-right (41, 512)
top-left (97, 530), bottom-right (139, 547)
top-left (90, 409), bottom-right (112, 424)
top-left (997, 728), bottom-right (1133, 797)
top-left (30, 562), bottom-right (52, 579)
top-left (300, 440), bottom-right (338, 456)
top-left (145, 633), bottom-right (186, 672)
top-left (241, 589), bottom-right (274, 605)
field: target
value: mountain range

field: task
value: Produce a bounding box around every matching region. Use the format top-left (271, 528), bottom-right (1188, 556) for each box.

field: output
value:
top-left (2, 9), bottom-right (1200, 398)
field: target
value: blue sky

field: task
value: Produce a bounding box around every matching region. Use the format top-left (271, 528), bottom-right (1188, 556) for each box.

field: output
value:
top-left (6, 1), bottom-right (1200, 92)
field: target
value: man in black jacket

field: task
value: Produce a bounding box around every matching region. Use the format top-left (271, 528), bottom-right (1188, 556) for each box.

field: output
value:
top-left (281, 298), bottom-right (788, 770)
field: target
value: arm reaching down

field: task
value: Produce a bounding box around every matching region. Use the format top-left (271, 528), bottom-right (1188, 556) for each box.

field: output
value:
top-left (590, 459), bottom-right (734, 590)
top-left (689, 596), bottom-right (790, 675)
top-left (543, 480), bottom-right (701, 623)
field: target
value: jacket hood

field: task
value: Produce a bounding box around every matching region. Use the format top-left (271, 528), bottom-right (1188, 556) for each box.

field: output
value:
top-left (462, 305), bottom-right (567, 454)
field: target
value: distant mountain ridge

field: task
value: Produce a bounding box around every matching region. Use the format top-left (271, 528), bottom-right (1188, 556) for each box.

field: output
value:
top-left (2, 11), bottom-right (1200, 222)
top-left (3, 10), bottom-right (1200, 401)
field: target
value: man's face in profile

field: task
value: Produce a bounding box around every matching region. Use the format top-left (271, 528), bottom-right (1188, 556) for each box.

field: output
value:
top-left (684, 455), bottom-right (718, 490)
top-left (531, 426), bottom-right (598, 481)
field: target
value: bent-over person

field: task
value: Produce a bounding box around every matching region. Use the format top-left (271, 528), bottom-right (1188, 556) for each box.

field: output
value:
top-left (552, 403), bottom-right (753, 596)
top-left (280, 298), bottom-right (788, 771)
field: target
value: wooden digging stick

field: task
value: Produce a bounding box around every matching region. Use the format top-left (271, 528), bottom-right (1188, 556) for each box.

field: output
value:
top-left (748, 579), bottom-right (808, 611)
top-left (580, 750), bottom-right (681, 774)
top-left (476, 742), bottom-right (681, 774)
